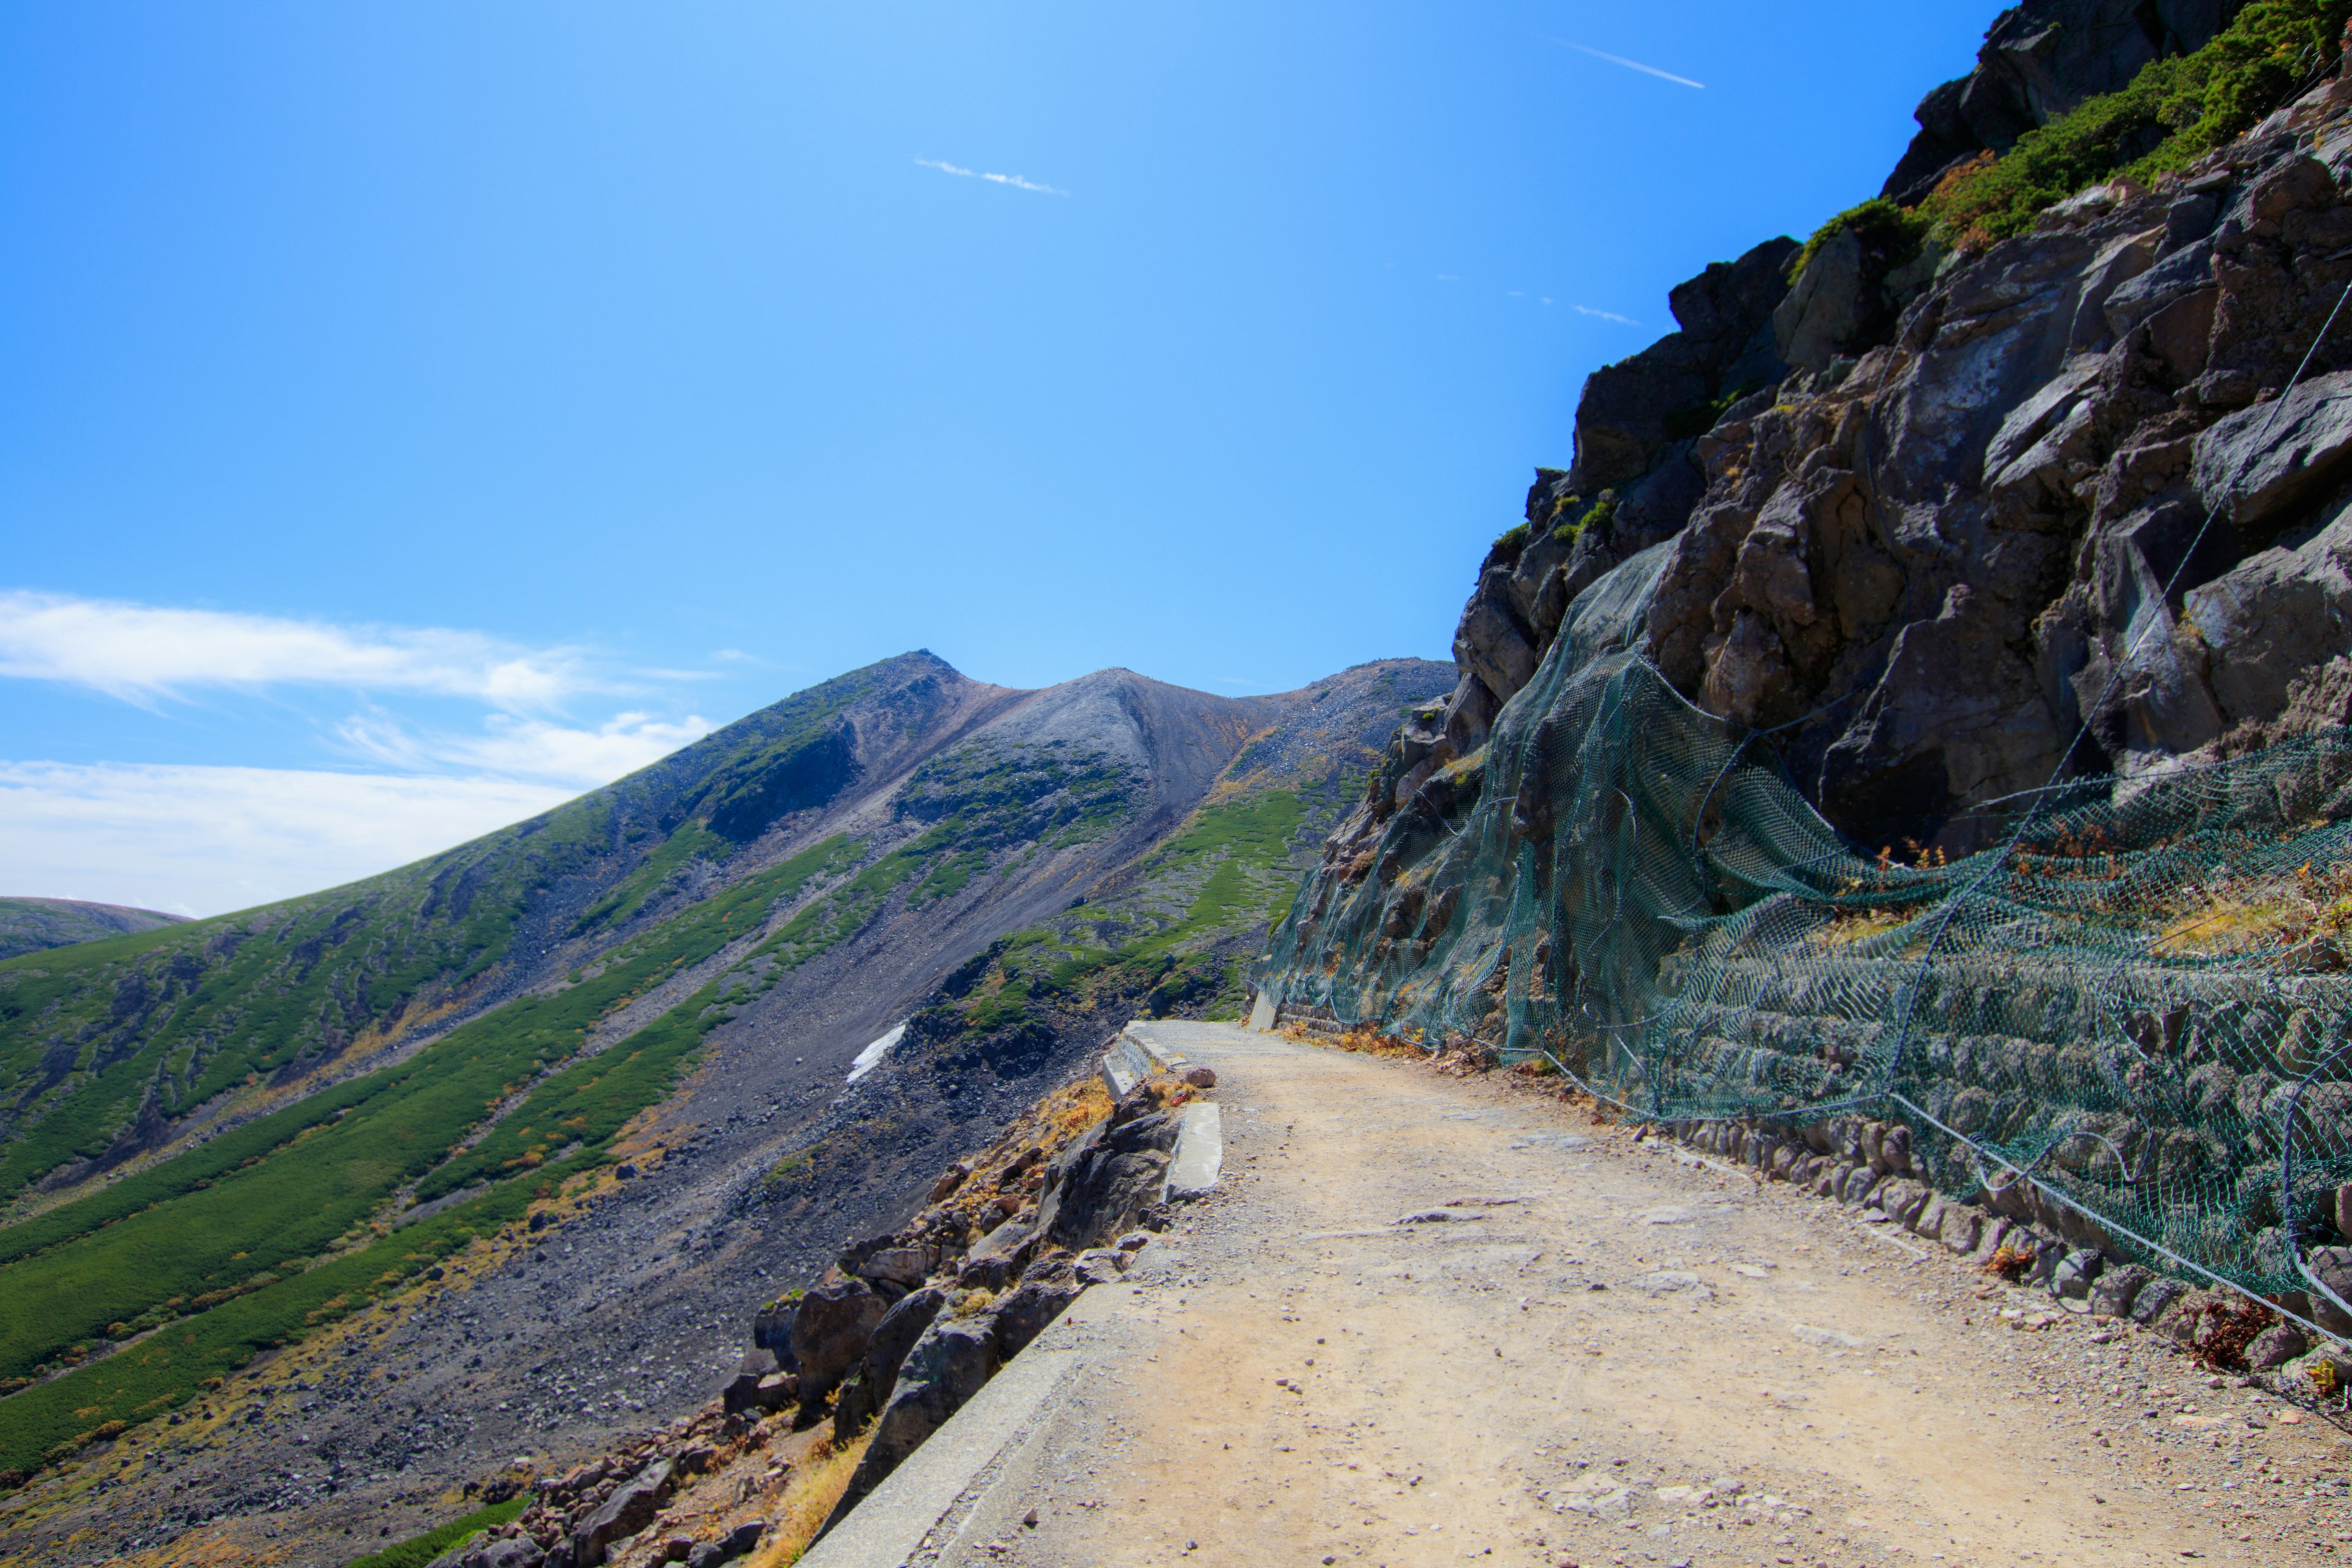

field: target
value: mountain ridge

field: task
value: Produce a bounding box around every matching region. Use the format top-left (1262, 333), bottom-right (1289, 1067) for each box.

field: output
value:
top-left (0, 647), bottom-right (1450, 1563)
top-left (0, 899), bottom-right (187, 963)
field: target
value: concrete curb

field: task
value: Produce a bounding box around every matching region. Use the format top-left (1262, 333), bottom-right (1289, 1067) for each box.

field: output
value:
top-left (1163, 1102), bottom-right (1223, 1201)
top-left (1119, 1023), bottom-right (1193, 1075)
top-left (795, 1346), bottom-right (1083, 1568)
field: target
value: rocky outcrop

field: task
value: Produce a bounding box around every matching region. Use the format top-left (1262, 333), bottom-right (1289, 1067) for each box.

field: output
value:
top-left (1882, 2), bottom-right (2252, 205)
top-left (1042, 1096), bottom-right (1183, 1247)
top-left (1356, 70), bottom-right (2352, 871)
top-left (734, 1074), bottom-right (1204, 1540)
top-left (571, 1457), bottom-right (673, 1567)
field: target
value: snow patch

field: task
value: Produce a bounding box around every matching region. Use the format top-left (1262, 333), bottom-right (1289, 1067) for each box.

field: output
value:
top-left (847, 1023), bottom-right (906, 1084)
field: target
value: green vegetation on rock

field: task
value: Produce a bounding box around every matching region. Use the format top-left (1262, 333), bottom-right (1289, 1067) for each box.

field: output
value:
top-left (0, 829), bottom-right (891, 1476)
top-left (339, 1494), bottom-right (529, 1568)
top-left (1804, 0), bottom-right (2350, 260)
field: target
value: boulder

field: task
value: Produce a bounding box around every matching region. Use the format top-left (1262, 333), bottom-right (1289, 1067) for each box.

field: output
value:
top-left (2051, 1247), bottom-right (2105, 1306)
top-left (2087, 1262), bottom-right (2150, 1319)
top-left (750, 1297), bottom-right (802, 1363)
top-left (2193, 368), bottom-right (2352, 534)
top-left (857, 1247), bottom-right (930, 1291)
top-left (1048, 1104), bottom-right (1185, 1250)
top-left (571, 1459), bottom-right (673, 1567)
top-left (684, 1521), bottom-right (765, 1568)
top-left (790, 1280), bottom-right (888, 1403)
top-left (993, 1278), bottom-right (1086, 1360)
top-left (2306, 1245), bottom-right (2352, 1337)
top-left (719, 1372), bottom-right (763, 1417)
top-left (1073, 1248), bottom-right (1128, 1286)
top-left (721, 1349), bottom-right (780, 1415)
top-left (2247, 1322), bottom-right (2310, 1371)
top-left (955, 1253), bottom-right (1018, 1292)
top-left (834, 1317), bottom-right (1002, 1523)
top-left (1937, 1205), bottom-right (1985, 1254)
top-left (426, 1539), bottom-right (544, 1568)
top-left (835, 1286), bottom-right (948, 1442)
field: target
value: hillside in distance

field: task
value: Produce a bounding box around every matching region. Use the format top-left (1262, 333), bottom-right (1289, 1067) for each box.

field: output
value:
top-left (0, 647), bottom-right (1450, 1566)
top-left (0, 899), bottom-right (186, 963)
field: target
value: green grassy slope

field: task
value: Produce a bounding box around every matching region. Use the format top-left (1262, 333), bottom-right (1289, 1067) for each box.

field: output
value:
top-left (0, 900), bottom-right (187, 963)
top-left (0, 657), bottom-right (929, 1212)
top-left (0, 674), bottom-right (1166, 1483)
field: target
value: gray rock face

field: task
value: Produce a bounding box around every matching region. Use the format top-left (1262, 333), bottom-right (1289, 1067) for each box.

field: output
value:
top-left (1295, 67), bottom-right (2352, 960)
top-left (837, 1317), bottom-right (1001, 1517)
top-left (834, 1285), bottom-right (948, 1441)
top-left (1569, 238), bottom-right (1796, 496)
top-left (2182, 511), bottom-right (2352, 731)
top-left (572, 1458), bottom-right (673, 1567)
top-left (1047, 1101), bottom-right (1183, 1249)
top-left (2194, 368), bottom-right (2352, 532)
top-left (789, 1280), bottom-right (888, 1403)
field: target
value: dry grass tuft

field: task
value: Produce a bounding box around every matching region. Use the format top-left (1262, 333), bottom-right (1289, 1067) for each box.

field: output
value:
top-left (2153, 861), bottom-right (2352, 965)
top-left (2193, 1298), bottom-right (2276, 1373)
top-left (1809, 907), bottom-right (1912, 948)
top-left (1299, 1023), bottom-right (1422, 1060)
top-left (1980, 1243), bottom-right (2036, 1282)
top-left (748, 1429), bottom-right (873, 1567)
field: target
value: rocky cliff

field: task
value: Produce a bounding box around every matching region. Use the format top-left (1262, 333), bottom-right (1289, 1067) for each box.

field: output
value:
top-left (1259, 0), bottom-right (2352, 1341)
top-left (1349, 3), bottom-right (2352, 875)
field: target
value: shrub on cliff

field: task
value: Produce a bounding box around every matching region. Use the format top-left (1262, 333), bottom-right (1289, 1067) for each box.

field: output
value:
top-left (1804, 0), bottom-right (2351, 260)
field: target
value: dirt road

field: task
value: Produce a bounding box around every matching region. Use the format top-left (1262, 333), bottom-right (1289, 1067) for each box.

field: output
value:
top-left (918, 1022), bottom-right (2351, 1567)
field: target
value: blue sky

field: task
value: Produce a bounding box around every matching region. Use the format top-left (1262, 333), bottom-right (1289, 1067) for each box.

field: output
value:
top-left (1, 2), bottom-right (2000, 913)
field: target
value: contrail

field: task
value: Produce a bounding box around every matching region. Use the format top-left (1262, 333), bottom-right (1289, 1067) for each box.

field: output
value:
top-left (1558, 40), bottom-right (1705, 90)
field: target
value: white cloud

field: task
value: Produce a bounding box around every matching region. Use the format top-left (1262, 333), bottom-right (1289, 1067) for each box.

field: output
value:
top-left (336, 709), bottom-right (715, 788)
top-left (1574, 304), bottom-right (1642, 326)
top-left (1556, 40), bottom-right (1705, 90)
top-left (914, 157), bottom-right (1069, 196)
top-left (0, 763), bottom-right (578, 917)
top-left (0, 590), bottom-right (590, 708)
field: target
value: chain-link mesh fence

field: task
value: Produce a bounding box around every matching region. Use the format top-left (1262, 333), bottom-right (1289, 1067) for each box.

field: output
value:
top-left (1264, 586), bottom-right (2352, 1308)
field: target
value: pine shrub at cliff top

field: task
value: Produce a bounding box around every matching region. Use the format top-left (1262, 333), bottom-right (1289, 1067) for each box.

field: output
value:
top-left (1806, 0), bottom-right (2352, 262)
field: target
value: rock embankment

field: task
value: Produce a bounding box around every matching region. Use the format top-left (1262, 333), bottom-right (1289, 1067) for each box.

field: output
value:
top-left (413, 1052), bottom-right (1217, 1568)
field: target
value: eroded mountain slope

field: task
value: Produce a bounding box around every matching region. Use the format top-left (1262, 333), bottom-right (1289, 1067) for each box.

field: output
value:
top-left (0, 652), bottom-right (1448, 1567)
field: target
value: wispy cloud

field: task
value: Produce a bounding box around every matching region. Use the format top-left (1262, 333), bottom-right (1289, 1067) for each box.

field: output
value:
top-left (1556, 40), bottom-right (1705, 90)
top-left (0, 761), bottom-right (576, 916)
top-left (914, 158), bottom-right (1068, 197)
top-left (0, 590), bottom-right (591, 709)
top-left (1574, 304), bottom-right (1642, 326)
top-left (336, 709), bottom-right (714, 788)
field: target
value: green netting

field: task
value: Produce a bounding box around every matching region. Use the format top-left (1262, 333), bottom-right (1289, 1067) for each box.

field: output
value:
top-left (1264, 554), bottom-right (2352, 1306)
